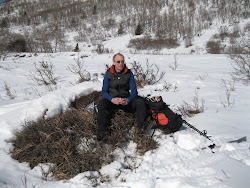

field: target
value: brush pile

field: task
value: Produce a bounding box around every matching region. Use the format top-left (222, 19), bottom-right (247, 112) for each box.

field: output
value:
top-left (9, 91), bottom-right (158, 180)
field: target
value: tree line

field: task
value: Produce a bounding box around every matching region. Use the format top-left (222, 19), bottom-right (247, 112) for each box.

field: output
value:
top-left (0, 0), bottom-right (249, 53)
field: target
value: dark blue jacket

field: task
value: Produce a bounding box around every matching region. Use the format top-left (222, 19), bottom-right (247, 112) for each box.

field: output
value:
top-left (101, 65), bottom-right (137, 102)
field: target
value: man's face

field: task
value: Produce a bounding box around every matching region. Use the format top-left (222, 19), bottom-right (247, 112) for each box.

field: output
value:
top-left (113, 54), bottom-right (125, 72)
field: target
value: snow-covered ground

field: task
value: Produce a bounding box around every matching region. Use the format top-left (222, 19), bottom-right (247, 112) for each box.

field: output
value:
top-left (0, 49), bottom-right (250, 188)
top-left (1, 16), bottom-right (250, 186)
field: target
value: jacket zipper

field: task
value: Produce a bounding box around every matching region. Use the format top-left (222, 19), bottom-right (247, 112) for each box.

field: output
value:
top-left (118, 76), bottom-right (120, 91)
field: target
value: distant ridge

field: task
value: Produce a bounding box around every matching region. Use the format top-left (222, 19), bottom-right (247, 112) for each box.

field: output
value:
top-left (0, 0), bottom-right (11, 4)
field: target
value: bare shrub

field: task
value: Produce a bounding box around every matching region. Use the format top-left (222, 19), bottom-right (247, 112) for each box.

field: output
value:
top-left (173, 85), bottom-right (178, 92)
top-left (177, 88), bottom-right (205, 117)
top-left (94, 44), bottom-right (113, 54)
top-left (220, 79), bottom-right (235, 108)
top-left (228, 39), bottom-right (250, 85)
top-left (0, 32), bottom-right (27, 53)
top-left (0, 50), bottom-right (8, 61)
top-left (131, 59), bottom-right (166, 88)
top-left (8, 38), bottom-right (27, 52)
top-left (155, 81), bottom-right (173, 92)
top-left (3, 81), bottom-right (16, 100)
top-left (29, 61), bottom-right (59, 91)
top-left (0, 17), bottom-right (8, 28)
top-left (230, 54), bottom-right (250, 85)
top-left (30, 27), bottom-right (53, 53)
top-left (128, 37), bottom-right (179, 51)
top-left (9, 91), bottom-right (158, 181)
top-left (218, 26), bottom-right (229, 41)
top-left (244, 22), bottom-right (250, 33)
top-left (227, 31), bottom-right (249, 54)
top-left (206, 40), bottom-right (224, 54)
top-left (169, 54), bottom-right (180, 71)
top-left (196, 73), bottom-right (208, 80)
top-left (184, 37), bottom-right (193, 48)
top-left (67, 57), bottom-right (91, 83)
top-left (230, 25), bottom-right (241, 39)
top-left (102, 18), bottom-right (116, 30)
top-left (227, 44), bottom-right (244, 54)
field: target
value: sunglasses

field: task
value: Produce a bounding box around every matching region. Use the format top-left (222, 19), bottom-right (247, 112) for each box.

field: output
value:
top-left (150, 96), bottom-right (162, 103)
top-left (115, 60), bottom-right (125, 64)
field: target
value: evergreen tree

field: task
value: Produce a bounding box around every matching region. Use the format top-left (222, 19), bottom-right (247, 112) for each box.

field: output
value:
top-left (92, 5), bottom-right (97, 15)
top-left (81, 12), bottom-right (87, 19)
top-left (0, 19), bottom-right (8, 28)
top-left (135, 24), bottom-right (143, 35)
top-left (74, 43), bottom-right (79, 52)
top-left (118, 23), bottom-right (123, 35)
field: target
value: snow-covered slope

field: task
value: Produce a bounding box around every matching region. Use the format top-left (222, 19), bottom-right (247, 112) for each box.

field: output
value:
top-left (0, 49), bottom-right (250, 187)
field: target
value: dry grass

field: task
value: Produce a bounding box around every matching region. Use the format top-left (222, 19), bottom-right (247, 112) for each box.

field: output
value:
top-left (128, 37), bottom-right (179, 51)
top-left (177, 89), bottom-right (205, 118)
top-left (9, 91), bottom-right (158, 180)
top-left (70, 90), bottom-right (102, 110)
top-left (10, 109), bottom-right (105, 180)
top-left (108, 110), bottom-right (158, 156)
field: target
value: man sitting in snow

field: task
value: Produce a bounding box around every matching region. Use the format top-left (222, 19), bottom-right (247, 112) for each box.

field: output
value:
top-left (97, 53), bottom-right (148, 141)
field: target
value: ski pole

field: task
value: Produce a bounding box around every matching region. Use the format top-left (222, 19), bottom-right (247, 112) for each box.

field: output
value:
top-left (182, 120), bottom-right (216, 149)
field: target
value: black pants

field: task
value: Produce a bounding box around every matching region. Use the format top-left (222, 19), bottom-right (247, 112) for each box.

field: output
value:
top-left (97, 96), bottom-right (147, 133)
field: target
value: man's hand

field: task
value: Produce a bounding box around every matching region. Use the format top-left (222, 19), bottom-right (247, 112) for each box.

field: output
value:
top-left (111, 98), bottom-right (122, 105)
top-left (111, 98), bottom-right (129, 105)
top-left (120, 98), bottom-right (129, 106)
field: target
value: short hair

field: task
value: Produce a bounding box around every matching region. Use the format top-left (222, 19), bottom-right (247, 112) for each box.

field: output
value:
top-left (113, 53), bottom-right (124, 61)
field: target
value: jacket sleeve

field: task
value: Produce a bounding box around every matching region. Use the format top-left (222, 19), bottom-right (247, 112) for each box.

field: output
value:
top-left (127, 72), bottom-right (138, 102)
top-left (101, 72), bottom-right (113, 101)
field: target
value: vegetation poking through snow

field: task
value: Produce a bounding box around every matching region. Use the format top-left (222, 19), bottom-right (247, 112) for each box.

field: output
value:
top-left (9, 91), bottom-right (158, 181)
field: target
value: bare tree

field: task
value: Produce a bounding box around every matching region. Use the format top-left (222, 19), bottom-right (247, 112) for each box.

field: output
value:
top-left (131, 59), bottom-right (166, 88)
top-left (230, 54), bottom-right (250, 85)
top-left (67, 57), bottom-right (90, 83)
top-left (3, 82), bottom-right (16, 100)
top-left (229, 39), bottom-right (250, 85)
top-left (220, 79), bottom-right (235, 108)
top-left (169, 54), bottom-right (180, 71)
top-left (29, 61), bottom-right (59, 91)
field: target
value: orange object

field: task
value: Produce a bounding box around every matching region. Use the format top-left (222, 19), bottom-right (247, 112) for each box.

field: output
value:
top-left (157, 113), bottom-right (169, 125)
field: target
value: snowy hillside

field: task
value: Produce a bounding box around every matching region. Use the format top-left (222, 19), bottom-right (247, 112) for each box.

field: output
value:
top-left (1, 0), bottom-right (249, 54)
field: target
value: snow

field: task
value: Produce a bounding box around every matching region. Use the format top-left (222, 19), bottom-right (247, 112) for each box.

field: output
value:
top-left (1, 37), bottom-right (250, 187)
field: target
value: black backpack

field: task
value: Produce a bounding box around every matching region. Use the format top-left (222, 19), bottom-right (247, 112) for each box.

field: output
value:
top-left (147, 96), bottom-right (183, 133)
